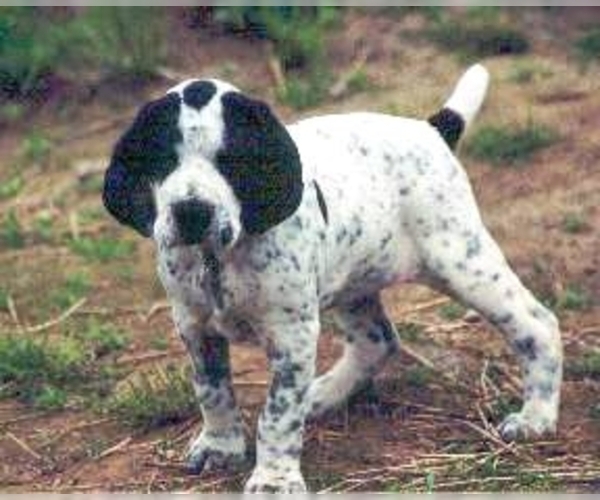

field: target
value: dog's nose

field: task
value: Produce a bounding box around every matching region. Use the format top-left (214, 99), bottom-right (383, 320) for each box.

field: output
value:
top-left (171, 198), bottom-right (214, 246)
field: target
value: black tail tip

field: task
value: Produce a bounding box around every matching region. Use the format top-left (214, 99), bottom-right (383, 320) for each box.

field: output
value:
top-left (428, 108), bottom-right (465, 151)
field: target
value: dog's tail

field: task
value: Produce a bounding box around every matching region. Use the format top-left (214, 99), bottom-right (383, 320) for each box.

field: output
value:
top-left (427, 64), bottom-right (490, 150)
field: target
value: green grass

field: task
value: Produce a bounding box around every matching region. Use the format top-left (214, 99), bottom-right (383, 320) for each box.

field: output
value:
top-left (33, 385), bottom-right (68, 410)
top-left (33, 211), bottom-right (55, 243)
top-left (438, 302), bottom-right (466, 321)
top-left (346, 68), bottom-right (375, 96)
top-left (405, 365), bottom-right (434, 389)
top-left (276, 73), bottom-right (331, 110)
top-left (69, 236), bottom-right (135, 262)
top-left (508, 62), bottom-right (553, 85)
top-left (0, 333), bottom-right (88, 407)
top-left (489, 394), bottom-right (522, 421)
top-left (77, 174), bottom-right (104, 194)
top-left (334, 452), bottom-right (560, 492)
top-left (425, 8), bottom-right (529, 59)
top-left (19, 132), bottom-right (52, 165)
top-left (561, 212), bottom-right (590, 234)
top-left (0, 288), bottom-right (8, 311)
top-left (0, 175), bottom-right (24, 200)
top-left (0, 102), bottom-right (25, 123)
top-left (555, 284), bottom-right (591, 312)
top-left (465, 122), bottom-right (558, 166)
top-left (50, 272), bottom-right (91, 309)
top-left (0, 210), bottom-right (25, 249)
top-left (149, 334), bottom-right (170, 351)
top-left (397, 322), bottom-right (424, 342)
top-left (107, 364), bottom-right (197, 432)
top-left (565, 352), bottom-right (600, 381)
top-left (78, 319), bottom-right (129, 358)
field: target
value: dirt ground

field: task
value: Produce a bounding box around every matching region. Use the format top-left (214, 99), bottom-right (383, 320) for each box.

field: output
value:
top-left (0, 8), bottom-right (599, 492)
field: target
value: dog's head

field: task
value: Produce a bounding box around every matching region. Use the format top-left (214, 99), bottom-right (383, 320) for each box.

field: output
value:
top-left (103, 79), bottom-right (303, 252)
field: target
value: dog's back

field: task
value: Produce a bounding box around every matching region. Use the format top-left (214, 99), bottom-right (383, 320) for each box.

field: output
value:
top-left (286, 65), bottom-right (490, 304)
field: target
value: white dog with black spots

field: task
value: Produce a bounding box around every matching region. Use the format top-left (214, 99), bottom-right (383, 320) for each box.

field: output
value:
top-left (103, 64), bottom-right (562, 493)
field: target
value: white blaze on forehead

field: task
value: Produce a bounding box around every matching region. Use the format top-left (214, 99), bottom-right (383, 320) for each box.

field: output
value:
top-left (168, 78), bottom-right (241, 163)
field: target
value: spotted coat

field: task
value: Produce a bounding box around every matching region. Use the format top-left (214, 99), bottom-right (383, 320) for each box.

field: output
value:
top-left (102, 65), bottom-right (562, 493)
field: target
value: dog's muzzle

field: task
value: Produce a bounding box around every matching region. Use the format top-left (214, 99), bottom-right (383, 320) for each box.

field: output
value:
top-left (171, 198), bottom-right (234, 248)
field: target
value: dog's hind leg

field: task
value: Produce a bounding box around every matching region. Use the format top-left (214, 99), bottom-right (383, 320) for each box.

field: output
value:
top-left (307, 294), bottom-right (400, 418)
top-left (418, 224), bottom-right (562, 440)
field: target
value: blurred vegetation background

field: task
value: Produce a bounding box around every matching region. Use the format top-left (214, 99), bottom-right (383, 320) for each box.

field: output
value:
top-left (2, 5), bottom-right (598, 116)
top-left (3, 6), bottom-right (586, 113)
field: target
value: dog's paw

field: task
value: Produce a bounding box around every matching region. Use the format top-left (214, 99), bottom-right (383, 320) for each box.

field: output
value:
top-left (498, 411), bottom-right (556, 441)
top-left (244, 466), bottom-right (306, 493)
top-left (185, 426), bottom-right (247, 474)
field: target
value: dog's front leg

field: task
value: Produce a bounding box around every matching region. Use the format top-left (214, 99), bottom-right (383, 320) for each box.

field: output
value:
top-left (244, 312), bottom-right (319, 493)
top-left (172, 305), bottom-right (247, 474)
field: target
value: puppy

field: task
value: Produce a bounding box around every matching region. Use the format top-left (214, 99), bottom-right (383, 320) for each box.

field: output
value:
top-left (103, 64), bottom-right (562, 492)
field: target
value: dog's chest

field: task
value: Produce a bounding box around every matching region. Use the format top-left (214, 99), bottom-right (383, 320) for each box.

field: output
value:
top-left (156, 246), bottom-right (279, 342)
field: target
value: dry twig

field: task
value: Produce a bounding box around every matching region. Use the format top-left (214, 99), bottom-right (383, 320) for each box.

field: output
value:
top-left (5, 431), bottom-right (42, 460)
top-left (115, 348), bottom-right (185, 366)
top-left (96, 436), bottom-right (132, 460)
top-left (398, 296), bottom-right (450, 316)
top-left (7, 295), bottom-right (22, 330)
top-left (329, 47), bottom-right (371, 99)
top-left (42, 417), bottom-right (115, 447)
top-left (22, 298), bottom-right (87, 334)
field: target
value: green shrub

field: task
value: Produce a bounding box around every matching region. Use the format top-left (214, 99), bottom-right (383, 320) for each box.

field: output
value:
top-left (214, 7), bottom-right (338, 71)
top-left (0, 7), bottom-right (62, 95)
top-left (0, 7), bottom-right (168, 97)
top-left (466, 122), bottom-right (557, 166)
top-left (69, 7), bottom-right (168, 80)
top-left (213, 7), bottom-right (339, 109)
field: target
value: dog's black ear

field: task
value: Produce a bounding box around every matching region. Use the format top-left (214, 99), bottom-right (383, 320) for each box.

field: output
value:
top-left (217, 92), bottom-right (303, 234)
top-left (103, 94), bottom-right (182, 237)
